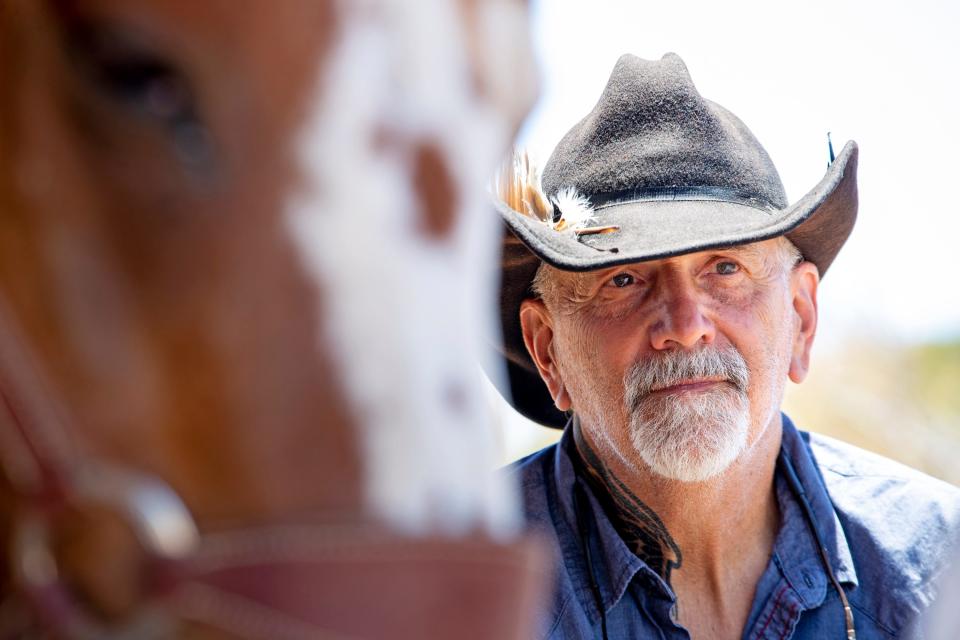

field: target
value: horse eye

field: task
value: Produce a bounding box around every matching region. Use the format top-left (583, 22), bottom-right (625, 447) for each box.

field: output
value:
top-left (611, 273), bottom-right (634, 288)
top-left (68, 25), bottom-right (216, 167)
top-left (65, 21), bottom-right (198, 125)
top-left (91, 52), bottom-right (195, 123)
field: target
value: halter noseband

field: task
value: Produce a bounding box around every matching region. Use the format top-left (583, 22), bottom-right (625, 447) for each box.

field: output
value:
top-left (0, 296), bottom-right (545, 639)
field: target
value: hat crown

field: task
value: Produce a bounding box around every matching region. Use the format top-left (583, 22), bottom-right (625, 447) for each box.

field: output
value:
top-left (542, 53), bottom-right (788, 209)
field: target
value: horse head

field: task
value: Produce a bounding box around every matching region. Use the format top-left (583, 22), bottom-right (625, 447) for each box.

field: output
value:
top-left (0, 1), bottom-right (546, 637)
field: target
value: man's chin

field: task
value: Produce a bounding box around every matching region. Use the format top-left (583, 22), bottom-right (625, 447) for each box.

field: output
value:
top-left (638, 443), bottom-right (743, 483)
top-left (627, 400), bottom-right (750, 483)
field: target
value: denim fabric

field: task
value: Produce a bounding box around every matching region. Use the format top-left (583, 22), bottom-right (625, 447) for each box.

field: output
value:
top-left (508, 415), bottom-right (960, 639)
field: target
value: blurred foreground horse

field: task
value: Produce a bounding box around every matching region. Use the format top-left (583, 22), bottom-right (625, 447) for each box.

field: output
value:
top-left (0, 0), bottom-right (547, 637)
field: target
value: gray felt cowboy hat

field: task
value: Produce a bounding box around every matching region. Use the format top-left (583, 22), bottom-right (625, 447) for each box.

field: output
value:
top-left (492, 52), bottom-right (858, 428)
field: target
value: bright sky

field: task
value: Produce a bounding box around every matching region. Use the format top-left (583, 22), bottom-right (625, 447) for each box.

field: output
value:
top-left (517, 0), bottom-right (960, 347)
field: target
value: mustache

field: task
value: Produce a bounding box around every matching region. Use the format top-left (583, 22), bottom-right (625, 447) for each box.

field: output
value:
top-left (624, 346), bottom-right (750, 411)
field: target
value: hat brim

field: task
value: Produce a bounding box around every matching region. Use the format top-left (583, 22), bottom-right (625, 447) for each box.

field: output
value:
top-left (492, 141), bottom-right (858, 429)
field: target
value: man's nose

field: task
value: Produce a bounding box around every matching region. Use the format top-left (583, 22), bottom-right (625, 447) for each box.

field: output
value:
top-left (648, 283), bottom-right (716, 350)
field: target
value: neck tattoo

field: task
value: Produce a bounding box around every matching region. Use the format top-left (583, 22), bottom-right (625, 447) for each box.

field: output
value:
top-left (573, 425), bottom-right (683, 583)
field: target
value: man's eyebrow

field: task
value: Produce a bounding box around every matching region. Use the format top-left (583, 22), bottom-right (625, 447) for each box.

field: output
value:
top-left (715, 244), bottom-right (766, 261)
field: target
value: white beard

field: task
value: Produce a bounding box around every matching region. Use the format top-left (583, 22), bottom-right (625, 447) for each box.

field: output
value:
top-left (628, 387), bottom-right (750, 482)
top-left (624, 347), bottom-right (751, 482)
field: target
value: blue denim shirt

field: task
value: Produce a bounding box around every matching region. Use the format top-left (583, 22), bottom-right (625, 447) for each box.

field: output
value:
top-left (509, 415), bottom-right (960, 639)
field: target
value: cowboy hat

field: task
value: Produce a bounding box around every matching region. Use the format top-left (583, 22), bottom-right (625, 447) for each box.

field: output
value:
top-left (493, 52), bottom-right (858, 428)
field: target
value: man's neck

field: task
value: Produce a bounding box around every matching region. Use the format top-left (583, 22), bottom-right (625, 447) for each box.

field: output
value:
top-left (571, 417), bottom-right (782, 636)
top-left (573, 424), bottom-right (684, 581)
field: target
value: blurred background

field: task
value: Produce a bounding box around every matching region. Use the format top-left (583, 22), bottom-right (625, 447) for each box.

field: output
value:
top-left (490, 0), bottom-right (960, 484)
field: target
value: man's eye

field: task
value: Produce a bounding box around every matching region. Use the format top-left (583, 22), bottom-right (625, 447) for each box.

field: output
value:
top-left (610, 273), bottom-right (635, 288)
top-left (715, 261), bottom-right (740, 275)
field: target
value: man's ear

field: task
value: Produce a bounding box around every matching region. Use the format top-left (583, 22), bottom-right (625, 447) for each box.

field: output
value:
top-left (519, 299), bottom-right (572, 411)
top-left (788, 261), bottom-right (820, 384)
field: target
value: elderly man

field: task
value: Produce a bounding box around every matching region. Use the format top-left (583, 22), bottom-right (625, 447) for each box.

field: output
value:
top-left (493, 53), bottom-right (960, 639)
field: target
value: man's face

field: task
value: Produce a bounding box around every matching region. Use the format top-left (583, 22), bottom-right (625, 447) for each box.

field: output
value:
top-left (520, 238), bottom-right (819, 481)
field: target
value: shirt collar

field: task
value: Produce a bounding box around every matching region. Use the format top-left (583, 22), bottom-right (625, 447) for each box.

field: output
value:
top-left (550, 413), bottom-right (859, 620)
top-left (552, 424), bottom-right (659, 621)
top-left (777, 414), bottom-right (859, 592)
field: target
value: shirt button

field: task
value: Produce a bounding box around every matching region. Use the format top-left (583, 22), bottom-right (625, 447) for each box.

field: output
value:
top-left (803, 571), bottom-right (815, 588)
